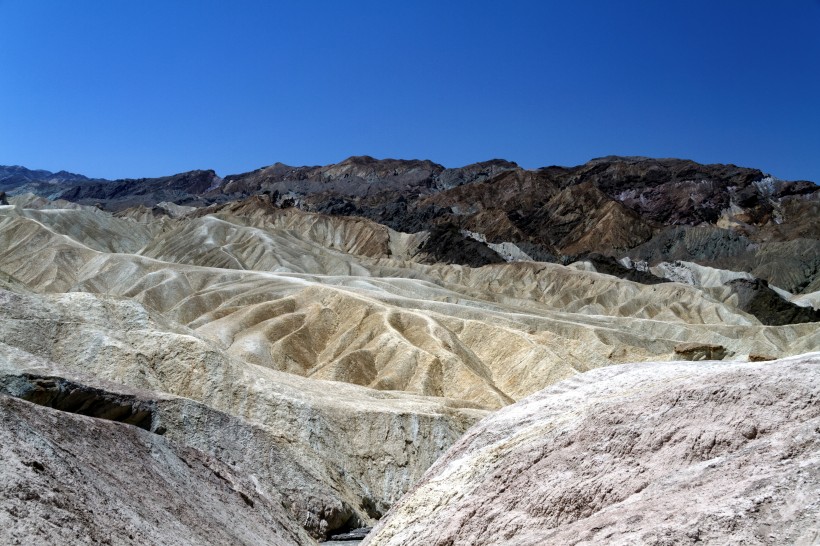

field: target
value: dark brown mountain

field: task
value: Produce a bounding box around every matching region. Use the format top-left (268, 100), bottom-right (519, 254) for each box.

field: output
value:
top-left (0, 165), bottom-right (97, 195)
top-left (53, 170), bottom-right (221, 210)
top-left (214, 156), bottom-right (518, 198)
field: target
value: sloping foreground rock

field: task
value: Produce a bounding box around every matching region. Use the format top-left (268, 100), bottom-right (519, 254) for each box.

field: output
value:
top-left (0, 287), bottom-right (485, 539)
top-left (365, 353), bottom-right (820, 546)
top-left (0, 394), bottom-right (315, 546)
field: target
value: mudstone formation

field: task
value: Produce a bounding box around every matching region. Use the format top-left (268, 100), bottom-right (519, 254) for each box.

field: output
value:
top-left (0, 155), bottom-right (818, 544)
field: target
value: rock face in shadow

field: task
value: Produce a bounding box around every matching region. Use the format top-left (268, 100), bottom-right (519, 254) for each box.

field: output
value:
top-left (0, 394), bottom-right (315, 546)
top-left (365, 354), bottom-right (820, 546)
top-left (625, 226), bottom-right (820, 294)
top-left (725, 278), bottom-right (820, 326)
top-left (576, 253), bottom-right (669, 285)
top-left (416, 224), bottom-right (505, 267)
top-left (673, 342), bottom-right (728, 361)
top-left (0, 374), bottom-right (161, 432)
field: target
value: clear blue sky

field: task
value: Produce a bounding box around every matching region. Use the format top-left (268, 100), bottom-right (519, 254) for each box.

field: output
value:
top-left (1, 0), bottom-right (819, 181)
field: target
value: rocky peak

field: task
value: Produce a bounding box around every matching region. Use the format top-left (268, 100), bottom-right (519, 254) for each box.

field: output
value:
top-left (571, 156), bottom-right (765, 189)
top-left (435, 159), bottom-right (520, 190)
top-left (557, 157), bottom-right (779, 226)
top-left (323, 156), bottom-right (445, 181)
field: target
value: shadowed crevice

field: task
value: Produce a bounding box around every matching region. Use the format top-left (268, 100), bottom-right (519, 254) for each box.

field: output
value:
top-left (0, 373), bottom-right (163, 434)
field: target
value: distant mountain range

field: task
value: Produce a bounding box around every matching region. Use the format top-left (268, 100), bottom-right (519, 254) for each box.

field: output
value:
top-left (2, 155), bottom-right (819, 299)
top-left (0, 165), bottom-right (96, 191)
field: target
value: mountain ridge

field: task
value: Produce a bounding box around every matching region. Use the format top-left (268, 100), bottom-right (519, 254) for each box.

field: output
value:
top-left (3, 155), bottom-right (818, 294)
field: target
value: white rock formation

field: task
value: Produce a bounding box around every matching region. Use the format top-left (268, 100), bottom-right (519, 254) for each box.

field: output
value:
top-left (366, 353), bottom-right (820, 546)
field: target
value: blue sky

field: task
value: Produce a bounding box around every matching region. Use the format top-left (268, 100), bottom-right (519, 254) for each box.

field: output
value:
top-left (1, 1), bottom-right (819, 181)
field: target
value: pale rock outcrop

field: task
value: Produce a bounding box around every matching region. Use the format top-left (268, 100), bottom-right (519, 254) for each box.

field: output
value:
top-left (1, 200), bottom-right (156, 253)
top-left (366, 353), bottom-right (820, 546)
top-left (7, 192), bottom-right (96, 211)
top-left (793, 289), bottom-right (820, 310)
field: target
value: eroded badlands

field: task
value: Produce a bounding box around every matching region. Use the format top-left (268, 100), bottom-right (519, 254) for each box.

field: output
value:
top-left (1, 156), bottom-right (818, 544)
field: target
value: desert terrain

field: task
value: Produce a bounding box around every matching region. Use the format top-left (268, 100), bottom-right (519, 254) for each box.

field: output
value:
top-left (0, 156), bottom-right (818, 543)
